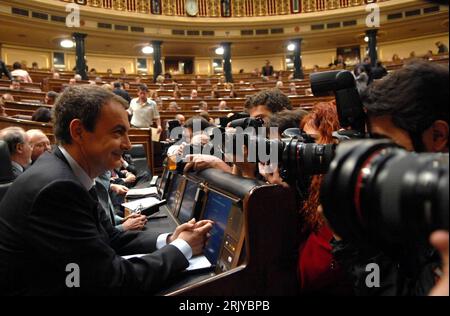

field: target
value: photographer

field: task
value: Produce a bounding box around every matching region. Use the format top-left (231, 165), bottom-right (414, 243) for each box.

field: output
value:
top-left (330, 60), bottom-right (449, 296)
top-left (185, 89), bottom-right (293, 176)
top-left (295, 101), bottom-right (353, 295)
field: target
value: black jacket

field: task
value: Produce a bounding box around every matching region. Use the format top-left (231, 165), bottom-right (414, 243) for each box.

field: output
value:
top-left (0, 148), bottom-right (188, 295)
top-left (331, 239), bottom-right (439, 296)
top-left (113, 88), bottom-right (131, 104)
top-left (0, 60), bottom-right (12, 80)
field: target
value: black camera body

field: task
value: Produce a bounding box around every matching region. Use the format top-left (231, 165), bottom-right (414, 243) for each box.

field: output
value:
top-left (310, 70), bottom-right (367, 138)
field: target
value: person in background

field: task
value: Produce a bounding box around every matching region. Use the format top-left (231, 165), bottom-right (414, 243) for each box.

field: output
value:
top-left (44, 91), bottom-right (59, 105)
top-left (26, 129), bottom-right (52, 163)
top-left (0, 59), bottom-right (12, 80)
top-left (262, 60), bottom-right (274, 77)
top-left (31, 107), bottom-right (52, 123)
top-left (436, 41), bottom-right (449, 54)
top-left (11, 62), bottom-right (32, 83)
top-left (9, 80), bottom-right (21, 90)
top-left (0, 127), bottom-right (32, 179)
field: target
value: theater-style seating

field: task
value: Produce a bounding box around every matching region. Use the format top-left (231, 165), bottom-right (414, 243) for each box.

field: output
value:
top-left (0, 140), bottom-right (14, 202)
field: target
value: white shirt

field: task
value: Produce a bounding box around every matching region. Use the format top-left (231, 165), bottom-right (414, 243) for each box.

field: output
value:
top-left (128, 98), bottom-right (160, 128)
top-left (11, 69), bottom-right (32, 83)
top-left (58, 146), bottom-right (192, 260)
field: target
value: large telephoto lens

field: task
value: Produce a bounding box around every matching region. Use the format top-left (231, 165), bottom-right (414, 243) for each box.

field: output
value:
top-left (321, 139), bottom-right (449, 250)
top-left (279, 138), bottom-right (336, 179)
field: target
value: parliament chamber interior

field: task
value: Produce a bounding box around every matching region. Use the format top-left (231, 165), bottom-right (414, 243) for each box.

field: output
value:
top-left (0, 0), bottom-right (449, 297)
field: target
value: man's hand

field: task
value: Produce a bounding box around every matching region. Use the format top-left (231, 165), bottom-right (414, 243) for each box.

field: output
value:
top-left (124, 172), bottom-right (137, 184)
top-left (184, 154), bottom-right (232, 173)
top-left (110, 184), bottom-right (129, 195)
top-left (258, 163), bottom-right (289, 188)
top-left (429, 230), bottom-right (449, 296)
top-left (122, 214), bottom-right (147, 231)
top-left (178, 220), bottom-right (214, 256)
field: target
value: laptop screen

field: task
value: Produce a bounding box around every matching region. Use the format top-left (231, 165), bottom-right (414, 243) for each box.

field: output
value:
top-left (167, 174), bottom-right (183, 215)
top-left (177, 180), bottom-right (199, 224)
top-left (158, 169), bottom-right (170, 197)
top-left (202, 191), bottom-right (233, 264)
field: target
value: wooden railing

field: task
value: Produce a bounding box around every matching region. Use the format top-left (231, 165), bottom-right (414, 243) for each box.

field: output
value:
top-left (59, 0), bottom-right (386, 16)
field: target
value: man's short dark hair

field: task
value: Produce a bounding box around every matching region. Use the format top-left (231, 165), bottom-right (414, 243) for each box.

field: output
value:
top-left (54, 85), bottom-right (128, 145)
top-left (363, 60), bottom-right (449, 137)
top-left (46, 91), bottom-right (59, 99)
top-left (137, 84), bottom-right (148, 92)
top-left (184, 116), bottom-right (211, 131)
top-left (32, 107), bottom-right (52, 123)
top-left (245, 88), bottom-right (293, 113)
top-left (113, 82), bottom-right (122, 89)
top-left (269, 109), bottom-right (309, 134)
top-left (12, 62), bottom-right (22, 70)
top-left (0, 127), bottom-right (26, 155)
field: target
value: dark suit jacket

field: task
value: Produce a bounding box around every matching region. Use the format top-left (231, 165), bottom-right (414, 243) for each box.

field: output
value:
top-left (262, 65), bottom-right (274, 77)
top-left (0, 60), bottom-right (12, 81)
top-left (0, 148), bottom-right (188, 295)
top-left (113, 88), bottom-right (131, 104)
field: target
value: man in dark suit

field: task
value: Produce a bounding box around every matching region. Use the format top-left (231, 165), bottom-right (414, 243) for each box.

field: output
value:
top-left (0, 85), bottom-right (212, 295)
top-left (262, 60), bottom-right (274, 77)
top-left (112, 81), bottom-right (131, 105)
top-left (0, 59), bottom-right (12, 80)
top-left (0, 126), bottom-right (32, 179)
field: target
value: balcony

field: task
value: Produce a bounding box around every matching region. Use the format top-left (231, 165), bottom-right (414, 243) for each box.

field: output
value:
top-left (59, 0), bottom-right (388, 17)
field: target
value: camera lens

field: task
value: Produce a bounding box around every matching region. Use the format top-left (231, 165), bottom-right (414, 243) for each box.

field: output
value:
top-left (278, 138), bottom-right (336, 179)
top-left (321, 139), bottom-right (449, 249)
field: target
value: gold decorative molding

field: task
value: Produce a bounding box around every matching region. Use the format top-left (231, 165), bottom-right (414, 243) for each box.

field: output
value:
top-left (59, 0), bottom-right (388, 16)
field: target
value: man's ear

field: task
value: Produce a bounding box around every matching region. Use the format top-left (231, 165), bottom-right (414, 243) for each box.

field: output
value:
top-left (69, 119), bottom-right (85, 144)
top-left (15, 142), bottom-right (24, 154)
top-left (431, 120), bottom-right (449, 152)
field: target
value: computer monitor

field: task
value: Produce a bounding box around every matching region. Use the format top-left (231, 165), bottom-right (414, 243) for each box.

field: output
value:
top-left (158, 168), bottom-right (170, 198)
top-left (177, 179), bottom-right (199, 224)
top-left (201, 190), bottom-right (234, 264)
top-left (166, 174), bottom-right (183, 215)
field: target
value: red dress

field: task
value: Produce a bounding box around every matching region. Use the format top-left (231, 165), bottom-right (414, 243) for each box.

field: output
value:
top-left (297, 225), bottom-right (353, 295)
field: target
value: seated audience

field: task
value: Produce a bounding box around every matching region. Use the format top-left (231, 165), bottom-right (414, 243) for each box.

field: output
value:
top-left (167, 101), bottom-right (180, 112)
top-left (44, 91), bottom-right (59, 105)
top-left (31, 107), bottom-right (52, 123)
top-left (199, 101), bottom-right (208, 112)
top-left (175, 114), bottom-right (186, 126)
top-left (190, 89), bottom-right (199, 99)
top-left (0, 127), bottom-right (32, 179)
top-left (11, 62), bottom-right (32, 83)
top-left (26, 129), bottom-right (51, 163)
top-left (9, 80), bottom-right (21, 90)
top-left (218, 100), bottom-right (229, 111)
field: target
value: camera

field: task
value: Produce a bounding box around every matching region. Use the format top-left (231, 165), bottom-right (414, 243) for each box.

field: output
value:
top-left (310, 70), bottom-right (367, 138)
top-left (225, 117), bottom-right (336, 181)
top-left (320, 139), bottom-right (449, 251)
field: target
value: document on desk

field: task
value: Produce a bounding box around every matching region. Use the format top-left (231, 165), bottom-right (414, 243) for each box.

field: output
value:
top-left (121, 197), bottom-right (161, 212)
top-left (125, 187), bottom-right (158, 198)
top-left (122, 254), bottom-right (212, 271)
